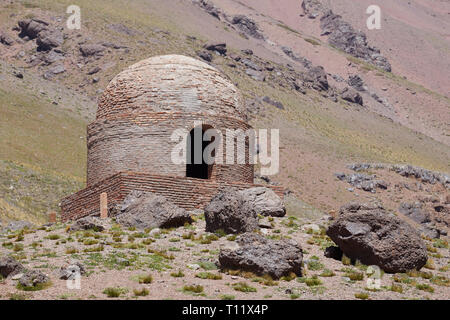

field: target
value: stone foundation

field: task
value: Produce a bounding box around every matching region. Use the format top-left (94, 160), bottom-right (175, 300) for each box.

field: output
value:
top-left (60, 172), bottom-right (284, 222)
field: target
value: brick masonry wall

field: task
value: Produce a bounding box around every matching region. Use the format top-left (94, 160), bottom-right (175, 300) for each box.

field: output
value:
top-left (60, 172), bottom-right (285, 222)
top-left (87, 112), bottom-right (254, 186)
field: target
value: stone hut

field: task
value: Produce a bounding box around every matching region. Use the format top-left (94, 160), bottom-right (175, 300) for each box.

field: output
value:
top-left (61, 55), bottom-right (283, 221)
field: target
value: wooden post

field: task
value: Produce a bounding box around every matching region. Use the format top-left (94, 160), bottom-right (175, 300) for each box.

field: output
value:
top-left (100, 192), bottom-right (108, 219)
top-left (49, 212), bottom-right (57, 223)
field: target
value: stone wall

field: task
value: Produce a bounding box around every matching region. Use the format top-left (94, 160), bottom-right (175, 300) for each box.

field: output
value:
top-left (87, 111), bottom-right (254, 186)
top-left (60, 172), bottom-right (285, 221)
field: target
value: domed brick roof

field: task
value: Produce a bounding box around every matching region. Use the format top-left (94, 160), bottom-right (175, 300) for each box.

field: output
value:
top-left (97, 54), bottom-right (246, 121)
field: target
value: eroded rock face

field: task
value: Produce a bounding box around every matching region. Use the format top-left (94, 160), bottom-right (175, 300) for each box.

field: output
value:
top-left (219, 233), bottom-right (303, 279)
top-left (18, 19), bottom-right (48, 39)
top-left (112, 191), bottom-right (192, 230)
top-left (231, 15), bottom-right (264, 40)
top-left (240, 187), bottom-right (286, 217)
top-left (327, 202), bottom-right (428, 273)
top-left (204, 188), bottom-right (258, 234)
top-left (69, 216), bottom-right (107, 232)
top-left (341, 87), bottom-right (363, 105)
top-left (19, 270), bottom-right (49, 288)
top-left (36, 29), bottom-right (63, 51)
top-left (0, 257), bottom-right (25, 278)
top-left (319, 10), bottom-right (391, 72)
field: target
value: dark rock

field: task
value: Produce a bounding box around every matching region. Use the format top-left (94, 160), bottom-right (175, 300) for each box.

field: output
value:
top-left (319, 10), bottom-right (391, 72)
top-left (79, 44), bottom-right (105, 57)
top-left (193, 0), bottom-right (221, 19)
top-left (43, 50), bottom-right (64, 64)
top-left (240, 187), bottom-right (286, 217)
top-left (399, 202), bottom-right (431, 224)
top-left (327, 202), bottom-right (428, 273)
top-left (0, 257), bottom-right (25, 278)
top-left (19, 270), bottom-right (49, 288)
top-left (219, 233), bottom-right (303, 279)
top-left (241, 49), bottom-right (253, 55)
top-left (341, 87), bottom-right (363, 105)
top-left (301, 0), bottom-right (325, 19)
top-left (69, 216), bottom-right (106, 232)
top-left (13, 71), bottom-right (24, 79)
top-left (18, 19), bottom-right (48, 39)
top-left (229, 53), bottom-right (241, 61)
top-left (324, 246), bottom-right (343, 260)
top-left (112, 191), bottom-right (192, 230)
top-left (241, 58), bottom-right (262, 71)
top-left (245, 69), bottom-right (265, 81)
top-left (304, 66), bottom-right (328, 91)
top-left (87, 66), bottom-right (101, 75)
top-left (0, 31), bottom-right (14, 45)
top-left (348, 75), bottom-right (366, 92)
top-left (197, 50), bottom-right (213, 62)
top-left (204, 188), bottom-right (258, 234)
top-left (281, 46), bottom-right (312, 68)
top-left (231, 15), bottom-right (264, 40)
top-left (262, 96), bottom-right (284, 110)
top-left (203, 42), bottom-right (227, 55)
top-left (36, 29), bottom-right (63, 51)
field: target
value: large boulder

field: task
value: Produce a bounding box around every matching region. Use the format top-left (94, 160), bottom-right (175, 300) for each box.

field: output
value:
top-left (18, 19), bottom-right (48, 39)
top-left (19, 270), bottom-right (50, 289)
top-left (113, 191), bottom-right (192, 230)
top-left (341, 87), bottom-right (363, 105)
top-left (219, 233), bottom-right (303, 279)
top-left (327, 202), bottom-right (428, 273)
top-left (205, 188), bottom-right (258, 234)
top-left (69, 216), bottom-right (107, 232)
top-left (36, 29), bottom-right (63, 51)
top-left (0, 257), bottom-right (25, 278)
top-left (240, 187), bottom-right (286, 217)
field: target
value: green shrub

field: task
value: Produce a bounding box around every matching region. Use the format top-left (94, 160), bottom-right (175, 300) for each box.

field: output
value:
top-left (232, 282), bottom-right (257, 293)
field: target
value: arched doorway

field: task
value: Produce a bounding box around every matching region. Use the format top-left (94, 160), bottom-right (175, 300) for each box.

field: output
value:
top-left (186, 125), bottom-right (215, 179)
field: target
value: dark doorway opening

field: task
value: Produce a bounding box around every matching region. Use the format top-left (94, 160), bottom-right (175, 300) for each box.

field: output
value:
top-left (186, 126), bottom-right (214, 179)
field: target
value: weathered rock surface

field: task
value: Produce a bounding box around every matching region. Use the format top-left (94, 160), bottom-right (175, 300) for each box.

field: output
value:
top-left (203, 42), bottom-right (227, 55)
top-left (18, 19), bottom-right (48, 39)
top-left (59, 261), bottom-right (86, 280)
top-left (399, 202), bottom-right (431, 224)
top-left (0, 31), bottom-right (14, 46)
top-left (230, 15), bottom-right (264, 40)
top-left (327, 202), bottom-right (428, 273)
top-left (319, 10), bottom-right (391, 72)
top-left (219, 233), bottom-right (303, 279)
top-left (69, 216), bottom-right (107, 232)
top-left (304, 66), bottom-right (328, 91)
top-left (240, 187), bottom-right (286, 217)
top-left (205, 188), bottom-right (258, 234)
top-left (36, 29), bottom-right (63, 51)
top-left (341, 87), bottom-right (363, 105)
top-left (112, 191), bottom-right (192, 230)
top-left (192, 0), bottom-right (221, 19)
top-left (335, 172), bottom-right (387, 192)
top-left (0, 257), bottom-right (25, 278)
top-left (19, 270), bottom-right (50, 288)
top-left (197, 50), bottom-right (213, 62)
top-left (79, 44), bottom-right (105, 57)
top-left (1, 220), bottom-right (33, 232)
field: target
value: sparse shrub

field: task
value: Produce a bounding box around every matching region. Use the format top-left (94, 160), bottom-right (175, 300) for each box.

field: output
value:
top-left (220, 294), bottom-right (235, 300)
top-left (416, 283), bottom-right (434, 293)
top-left (424, 259), bottom-right (435, 270)
top-left (47, 234), bottom-right (60, 240)
top-left (280, 272), bottom-right (296, 282)
top-left (183, 285), bottom-right (204, 294)
top-left (298, 275), bottom-right (322, 287)
top-left (430, 276), bottom-right (449, 287)
top-left (320, 269), bottom-right (335, 277)
top-left (232, 282), bottom-right (257, 293)
top-left (65, 247), bottom-right (78, 254)
top-left (138, 274), bottom-right (153, 284)
top-left (290, 293), bottom-right (300, 299)
top-left (342, 254), bottom-right (351, 266)
top-left (103, 287), bottom-right (128, 298)
top-left (133, 287), bottom-right (149, 297)
top-left (355, 292), bottom-right (369, 300)
top-left (170, 270), bottom-right (185, 278)
top-left (346, 271), bottom-right (364, 281)
top-left (196, 272), bottom-right (222, 280)
top-left (390, 283), bottom-right (403, 293)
